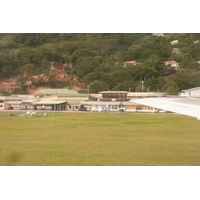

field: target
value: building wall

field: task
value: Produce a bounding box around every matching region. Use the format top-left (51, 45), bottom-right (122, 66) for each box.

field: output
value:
top-left (66, 105), bottom-right (80, 111)
top-left (58, 96), bottom-right (88, 101)
top-left (182, 89), bottom-right (200, 97)
top-left (40, 96), bottom-right (58, 101)
top-left (90, 104), bottom-right (158, 112)
top-left (125, 105), bottom-right (158, 112)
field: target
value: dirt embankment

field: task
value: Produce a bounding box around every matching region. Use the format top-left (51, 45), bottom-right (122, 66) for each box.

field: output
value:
top-left (0, 65), bottom-right (87, 94)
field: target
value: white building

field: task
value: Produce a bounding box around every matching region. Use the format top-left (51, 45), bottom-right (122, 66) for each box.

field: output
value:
top-left (170, 40), bottom-right (179, 45)
top-left (180, 87), bottom-right (200, 97)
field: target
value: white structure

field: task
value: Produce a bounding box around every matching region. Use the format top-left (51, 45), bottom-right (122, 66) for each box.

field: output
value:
top-left (180, 87), bottom-right (200, 97)
top-left (170, 40), bottom-right (179, 45)
top-left (193, 40), bottom-right (200, 44)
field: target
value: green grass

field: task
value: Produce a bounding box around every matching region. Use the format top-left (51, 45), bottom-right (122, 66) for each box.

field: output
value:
top-left (0, 112), bottom-right (200, 166)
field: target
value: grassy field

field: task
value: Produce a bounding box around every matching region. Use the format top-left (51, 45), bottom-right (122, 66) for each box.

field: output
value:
top-left (0, 111), bottom-right (200, 166)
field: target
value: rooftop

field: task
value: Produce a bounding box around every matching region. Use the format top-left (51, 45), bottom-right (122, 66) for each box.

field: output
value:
top-left (100, 91), bottom-right (128, 94)
top-left (34, 88), bottom-right (79, 95)
top-left (182, 87), bottom-right (200, 92)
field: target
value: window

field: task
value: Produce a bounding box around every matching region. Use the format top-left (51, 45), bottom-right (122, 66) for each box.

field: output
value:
top-left (69, 106), bottom-right (72, 109)
top-left (112, 105), bottom-right (118, 110)
top-left (95, 105), bottom-right (98, 110)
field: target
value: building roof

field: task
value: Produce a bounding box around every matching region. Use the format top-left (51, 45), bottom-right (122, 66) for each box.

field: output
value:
top-left (182, 87), bottom-right (200, 92)
top-left (100, 91), bottom-right (128, 94)
top-left (21, 100), bottom-right (40, 104)
top-left (165, 60), bottom-right (179, 64)
top-left (34, 88), bottom-right (79, 95)
top-left (128, 92), bottom-right (165, 97)
top-left (33, 101), bottom-right (67, 105)
top-left (124, 61), bottom-right (141, 64)
top-left (0, 96), bottom-right (26, 101)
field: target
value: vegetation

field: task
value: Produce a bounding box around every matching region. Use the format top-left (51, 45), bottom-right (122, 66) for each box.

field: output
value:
top-left (0, 33), bottom-right (200, 94)
top-left (0, 112), bottom-right (200, 166)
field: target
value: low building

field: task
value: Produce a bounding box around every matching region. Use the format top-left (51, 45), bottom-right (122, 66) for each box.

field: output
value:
top-left (180, 87), bottom-right (200, 97)
top-left (81, 91), bottom-right (159, 113)
top-left (20, 100), bottom-right (67, 111)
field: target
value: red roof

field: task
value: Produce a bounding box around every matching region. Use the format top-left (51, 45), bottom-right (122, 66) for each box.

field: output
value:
top-left (124, 61), bottom-right (141, 64)
top-left (165, 60), bottom-right (179, 64)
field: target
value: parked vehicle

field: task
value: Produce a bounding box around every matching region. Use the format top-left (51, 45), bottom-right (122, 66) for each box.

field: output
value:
top-left (7, 106), bottom-right (14, 110)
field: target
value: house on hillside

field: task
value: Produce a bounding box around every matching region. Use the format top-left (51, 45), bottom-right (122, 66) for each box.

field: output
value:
top-left (193, 40), bottom-right (200, 44)
top-left (164, 61), bottom-right (180, 70)
top-left (170, 40), bottom-right (179, 45)
top-left (180, 87), bottom-right (200, 97)
top-left (123, 61), bottom-right (142, 67)
top-left (171, 48), bottom-right (181, 55)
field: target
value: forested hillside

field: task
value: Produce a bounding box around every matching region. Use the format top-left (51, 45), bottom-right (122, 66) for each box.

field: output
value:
top-left (0, 33), bottom-right (200, 94)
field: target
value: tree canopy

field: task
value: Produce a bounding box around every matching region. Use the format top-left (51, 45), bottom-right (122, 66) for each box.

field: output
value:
top-left (0, 33), bottom-right (200, 94)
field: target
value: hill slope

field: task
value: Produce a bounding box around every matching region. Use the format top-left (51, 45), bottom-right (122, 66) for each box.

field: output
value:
top-left (0, 33), bottom-right (200, 94)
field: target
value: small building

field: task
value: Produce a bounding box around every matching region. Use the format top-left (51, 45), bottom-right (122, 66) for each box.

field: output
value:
top-left (170, 40), bottom-right (179, 45)
top-left (180, 87), bottom-right (200, 97)
top-left (193, 40), bottom-right (200, 44)
top-left (164, 60), bottom-right (180, 70)
top-left (123, 61), bottom-right (142, 67)
top-left (171, 48), bottom-right (181, 55)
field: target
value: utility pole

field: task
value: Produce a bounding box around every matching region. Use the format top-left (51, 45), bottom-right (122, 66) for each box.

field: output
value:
top-left (87, 82), bottom-right (95, 101)
top-left (140, 77), bottom-right (145, 92)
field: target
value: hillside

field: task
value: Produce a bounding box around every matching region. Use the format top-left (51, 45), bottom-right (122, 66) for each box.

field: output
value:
top-left (0, 33), bottom-right (200, 95)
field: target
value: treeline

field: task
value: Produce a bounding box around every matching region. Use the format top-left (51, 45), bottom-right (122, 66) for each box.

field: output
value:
top-left (0, 33), bottom-right (200, 94)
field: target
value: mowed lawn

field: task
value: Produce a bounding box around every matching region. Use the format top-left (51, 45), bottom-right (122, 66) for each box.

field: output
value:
top-left (0, 112), bottom-right (200, 166)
